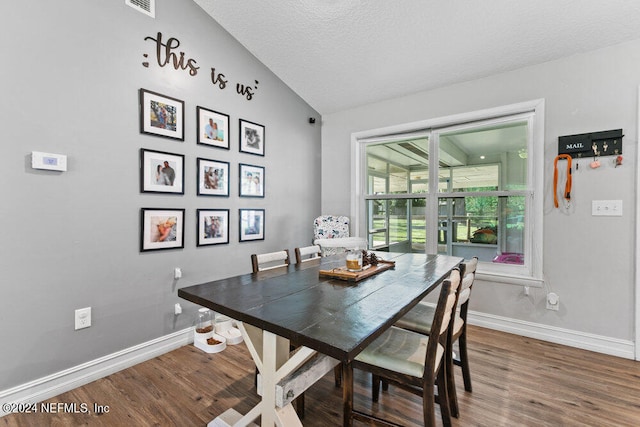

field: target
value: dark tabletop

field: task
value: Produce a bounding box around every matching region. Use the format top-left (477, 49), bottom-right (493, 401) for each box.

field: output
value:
top-left (178, 253), bottom-right (462, 363)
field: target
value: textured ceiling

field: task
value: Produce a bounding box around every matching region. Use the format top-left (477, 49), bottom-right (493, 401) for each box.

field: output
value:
top-left (193, 0), bottom-right (640, 115)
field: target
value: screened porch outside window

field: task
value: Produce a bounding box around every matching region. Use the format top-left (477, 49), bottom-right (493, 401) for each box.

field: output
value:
top-left (363, 114), bottom-right (533, 273)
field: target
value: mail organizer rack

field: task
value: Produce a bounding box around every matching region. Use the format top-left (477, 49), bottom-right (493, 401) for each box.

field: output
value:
top-left (558, 129), bottom-right (623, 157)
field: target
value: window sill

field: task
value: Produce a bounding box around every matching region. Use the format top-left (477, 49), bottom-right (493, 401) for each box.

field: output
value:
top-left (451, 242), bottom-right (498, 247)
top-left (475, 271), bottom-right (544, 288)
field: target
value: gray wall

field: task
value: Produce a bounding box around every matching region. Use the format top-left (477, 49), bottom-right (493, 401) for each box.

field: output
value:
top-left (0, 0), bottom-right (321, 390)
top-left (322, 39), bottom-right (640, 341)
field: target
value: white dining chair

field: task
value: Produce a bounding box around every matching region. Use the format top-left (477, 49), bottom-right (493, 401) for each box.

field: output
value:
top-left (251, 249), bottom-right (290, 273)
top-left (294, 245), bottom-right (322, 264)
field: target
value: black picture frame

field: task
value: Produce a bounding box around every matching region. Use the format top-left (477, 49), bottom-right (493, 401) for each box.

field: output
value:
top-left (140, 208), bottom-right (185, 252)
top-left (239, 119), bottom-right (265, 156)
top-left (239, 163), bottom-right (265, 198)
top-left (140, 148), bottom-right (185, 194)
top-left (197, 158), bottom-right (230, 197)
top-left (139, 88), bottom-right (185, 141)
top-left (197, 106), bottom-right (230, 149)
top-left (197, 209), bottom-right (230, 246)
top-left (239, 209), bottom-right (265, 241)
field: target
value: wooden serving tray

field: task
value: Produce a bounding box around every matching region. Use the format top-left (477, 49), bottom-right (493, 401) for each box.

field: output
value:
top-left (319, 260), bottom-right (395, 282)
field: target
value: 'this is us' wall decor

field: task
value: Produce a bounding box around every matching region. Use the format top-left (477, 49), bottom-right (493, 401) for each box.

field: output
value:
top-left (142, 32), bottom-right (259, 101)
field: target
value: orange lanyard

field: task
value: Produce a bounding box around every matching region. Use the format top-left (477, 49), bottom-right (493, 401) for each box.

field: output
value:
top-left (553, 154), bottom-right (572, 208)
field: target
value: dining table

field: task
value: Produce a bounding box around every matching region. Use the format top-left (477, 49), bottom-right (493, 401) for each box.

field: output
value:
top-left (178, 252), bottom-right (463, 426)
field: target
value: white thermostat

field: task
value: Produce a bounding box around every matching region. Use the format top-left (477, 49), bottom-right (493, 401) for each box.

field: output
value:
top-left (32, 151), bottom-right (67, 171)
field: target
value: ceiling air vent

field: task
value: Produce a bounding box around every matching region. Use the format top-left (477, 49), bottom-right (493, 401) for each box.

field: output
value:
top-left (126, 0), bottom-right (155, 18)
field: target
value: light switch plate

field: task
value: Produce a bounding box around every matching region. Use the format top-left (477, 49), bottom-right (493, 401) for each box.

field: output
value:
top-left (592, 200), bottom-right (622, 216)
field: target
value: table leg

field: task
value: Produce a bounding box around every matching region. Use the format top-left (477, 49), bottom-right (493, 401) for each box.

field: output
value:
top-left (342, 362), bottom-right (353, 427)
top-left (261, 329), bottom-right (278, 426)
top-left (209, 323), bottom-right (303, 427)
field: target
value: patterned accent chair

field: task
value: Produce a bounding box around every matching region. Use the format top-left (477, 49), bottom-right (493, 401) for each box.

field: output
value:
top-left (313, 215), bottom-right (367, 256)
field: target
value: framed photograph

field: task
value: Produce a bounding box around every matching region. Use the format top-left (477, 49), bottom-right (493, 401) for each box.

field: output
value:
top-left (239, 119), bottom-right (265, 156)
top-left (239, 209), bottom-right (264, 242)
top-left (197, 209), bottom-right (230, 246)
top-left (197, 106), bottom-right (230, 149)
top-left (140, 208), bottom-right (185, 252)
top-left (197, 158), bottom-right (230, 197)
top-left (239, 163), bottom-right (265, 198)
top-left (140, 148), bottom-right (185, 194)
top-left (139, 88), bottom-right (184, 141)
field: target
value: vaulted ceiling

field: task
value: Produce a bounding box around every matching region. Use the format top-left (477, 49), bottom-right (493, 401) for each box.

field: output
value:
top-left (194, 0), bottom-right (640, 115)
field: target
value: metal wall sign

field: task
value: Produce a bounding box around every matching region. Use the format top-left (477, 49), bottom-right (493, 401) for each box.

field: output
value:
top-left (558, 129), bottom-right (623, 157)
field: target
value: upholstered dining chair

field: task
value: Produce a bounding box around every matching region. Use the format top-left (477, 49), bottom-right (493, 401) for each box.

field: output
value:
top-left (393, 257), bottom-right (478, 417)
top-left (346, 268), bottom-right (461, 427)
top-left (251, 249), bottom-right (290, 274)
top-left (294, 245), bottom-right (322, 265)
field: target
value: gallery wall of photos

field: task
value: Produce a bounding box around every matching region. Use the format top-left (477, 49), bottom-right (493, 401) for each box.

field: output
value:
top-left (138, 88), bottom-right (267, 252)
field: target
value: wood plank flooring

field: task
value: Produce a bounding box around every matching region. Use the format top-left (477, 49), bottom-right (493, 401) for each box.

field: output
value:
top-left (3, 325), bottom-right (640, 426)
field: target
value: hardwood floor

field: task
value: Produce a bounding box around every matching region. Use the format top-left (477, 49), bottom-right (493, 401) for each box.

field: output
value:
top-left (3, 325), bottom-right (640, 426)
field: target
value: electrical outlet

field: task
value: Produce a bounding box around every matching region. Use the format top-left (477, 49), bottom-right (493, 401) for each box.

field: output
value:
top-left (75, 307), bottom-right (92, 330)
top-left (546, 293), bottom-right (559, 311)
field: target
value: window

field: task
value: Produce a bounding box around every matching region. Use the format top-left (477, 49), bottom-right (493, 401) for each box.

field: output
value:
top-left (355, 101), bottom-right (544, 284)
top-left (365, 136), bottom-right (430, 253)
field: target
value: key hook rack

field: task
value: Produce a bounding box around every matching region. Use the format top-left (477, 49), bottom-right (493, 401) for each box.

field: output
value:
top-left (558, 129), bottom-right (623, 158)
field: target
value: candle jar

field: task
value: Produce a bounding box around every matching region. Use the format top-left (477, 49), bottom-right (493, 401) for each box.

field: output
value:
top-left (346, 248), bottom-right (363, 272)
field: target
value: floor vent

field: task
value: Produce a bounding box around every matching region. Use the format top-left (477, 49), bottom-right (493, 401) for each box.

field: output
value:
top-left (125, 0), bottom-right (155, 18)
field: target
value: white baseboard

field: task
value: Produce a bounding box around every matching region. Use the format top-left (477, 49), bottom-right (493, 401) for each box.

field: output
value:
top-left (0, 327), bottom-right (193, 417)
top-left (1, 312), bottom-right (636, 418)
top-left (468, 311), bottom-right (635, 360)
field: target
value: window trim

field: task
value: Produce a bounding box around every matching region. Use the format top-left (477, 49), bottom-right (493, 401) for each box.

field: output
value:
top-left (351, 99), bottom-right (545, 284)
